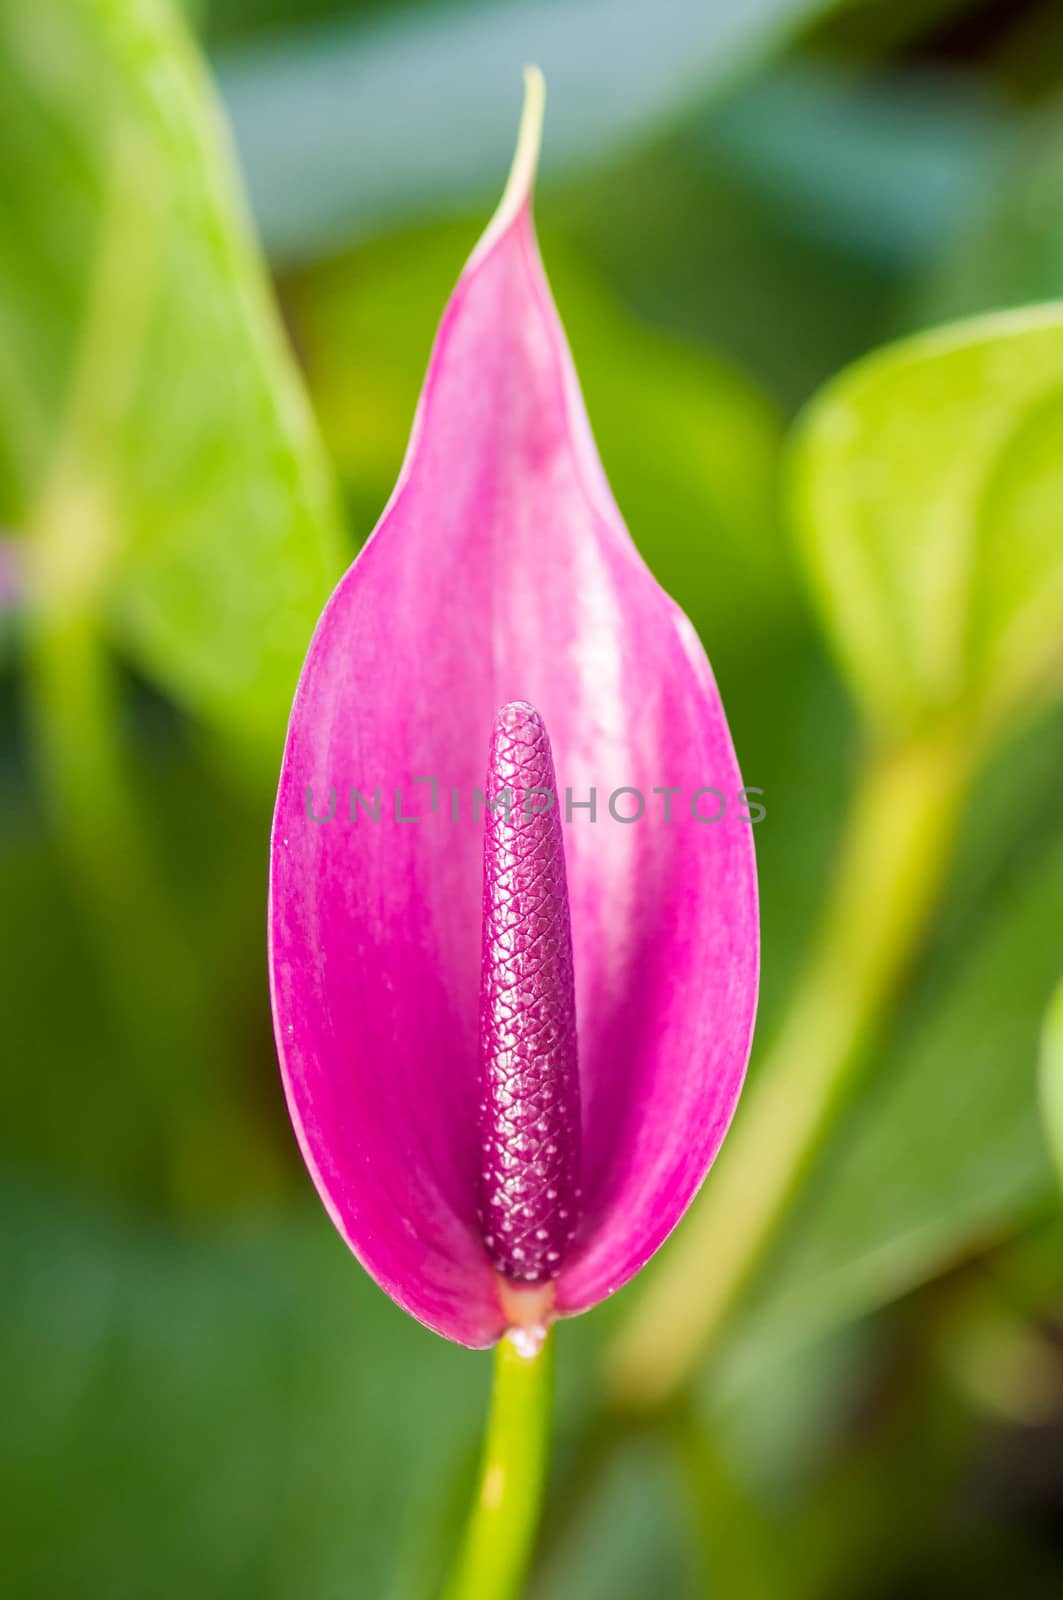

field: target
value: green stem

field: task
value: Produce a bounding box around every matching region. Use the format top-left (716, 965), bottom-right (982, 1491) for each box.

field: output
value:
top-left (607, 728), bottom-right (972, 1408)
top-left (443, 1331), bottom-right (555, 1600)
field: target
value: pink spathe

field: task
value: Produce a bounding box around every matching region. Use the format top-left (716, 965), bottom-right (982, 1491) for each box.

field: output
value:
top-left (268, 72), bottom-right (759, 1347)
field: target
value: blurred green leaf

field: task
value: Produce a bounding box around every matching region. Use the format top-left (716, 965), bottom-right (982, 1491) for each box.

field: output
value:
top-left (531, 1438), bottom-right (686, 1600)
top-left (0, 823), bottom-right (135, 1189)
top-left (670, 1410), bottom-right (782, 1600)
top-left (204, 0), bottom-right (381, 46)
top-left (791, 303), bottom-right (1063, 743)
top-left (803, 0), bottom-right (978, 62)
top-left (916, 99), bottom-right (1063, 326)
top-left (1038, 978), bottom-right (1063, 1193)
top-left (0, 0), bottom-right (343, 748)
top-left (700, 63), bottom-right (1011, 271)
top-left (215, 0), bottom-right (837, 263)
top-left (0, 712), bottom-right (287, 1209)
top-left (0, 1177), bottom-right (485, 1600)
top-left (733, 830), bottom-right (1063, 1367)
top-left (990, 1), bottom-right (1063, 102)
top-left (550, 143), bottom-right (895, 410)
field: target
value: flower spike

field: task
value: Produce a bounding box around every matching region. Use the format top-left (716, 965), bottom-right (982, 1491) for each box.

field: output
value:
top-left (478, 702), bottom-right (581, 1300)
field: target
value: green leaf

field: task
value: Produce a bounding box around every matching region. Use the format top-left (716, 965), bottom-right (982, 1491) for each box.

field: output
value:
top-left (0, 719), bottom-right (287, 1211)
top-left (699, 61), bottom-right (1010, 271)
top-left (0, 1178), bottom-right (485, 1600)
top-left (733, 827), bottom-right (1063, 1367)
top-left (532, 1439), bottom-right (686, 1600)
top-left (1039, 978), bottom-right (1063, 1193)
top-left (790, 303), bottom-right (1063, 743)
top-left (915, 100), bottom-right (1063, 326)
top-left (0, 0), bottom-right (343, 746)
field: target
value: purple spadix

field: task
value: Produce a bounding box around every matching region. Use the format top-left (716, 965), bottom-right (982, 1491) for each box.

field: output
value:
top-left (478, 702), bottom-right (581, 1291)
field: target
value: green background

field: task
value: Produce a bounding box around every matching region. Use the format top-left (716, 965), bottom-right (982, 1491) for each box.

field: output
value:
top-left (3, 0), bottom-right (1063, 1594)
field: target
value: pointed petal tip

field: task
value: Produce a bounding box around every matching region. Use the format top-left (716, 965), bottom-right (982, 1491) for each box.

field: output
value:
top-left (270, 56), bottom-right (759, 1342)
top-left (469, 65), bottom-right (545, 267)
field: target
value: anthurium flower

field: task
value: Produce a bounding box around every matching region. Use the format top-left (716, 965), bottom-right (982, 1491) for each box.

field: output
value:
top-left (268, 70), bottom-right (759, 1349)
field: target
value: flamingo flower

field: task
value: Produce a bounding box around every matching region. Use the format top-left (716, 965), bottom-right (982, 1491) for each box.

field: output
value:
top-left (268, 71), bottom-right (759, 1350)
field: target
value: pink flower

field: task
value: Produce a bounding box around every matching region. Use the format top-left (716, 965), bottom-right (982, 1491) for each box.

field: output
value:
top-left (268, 71), bottom-right (759, 1347)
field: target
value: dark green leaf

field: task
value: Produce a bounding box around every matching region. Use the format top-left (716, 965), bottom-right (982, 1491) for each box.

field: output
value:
top-left (0, 0), bottom-right (343, 747)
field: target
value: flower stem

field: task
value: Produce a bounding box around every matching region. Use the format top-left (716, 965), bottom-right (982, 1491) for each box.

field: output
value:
top-left (443, 1329), bottom-right (555, 1600)
top-left (606, 728), bottom-right (972, 1407)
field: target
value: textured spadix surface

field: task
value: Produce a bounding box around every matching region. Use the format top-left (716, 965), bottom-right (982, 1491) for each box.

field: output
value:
top-left (478, 702), bottom-right (581, 1284)
top-left (268, 74), bottom-right (759, 1346)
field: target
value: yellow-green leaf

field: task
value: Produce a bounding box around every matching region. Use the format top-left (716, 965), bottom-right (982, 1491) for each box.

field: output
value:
top-left (790, 304), bottom-right (1063, 743)
top-left (1039, 977), bottom-right (1063, 1193)
top-left (0, 0), bottom-right (343, 746)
